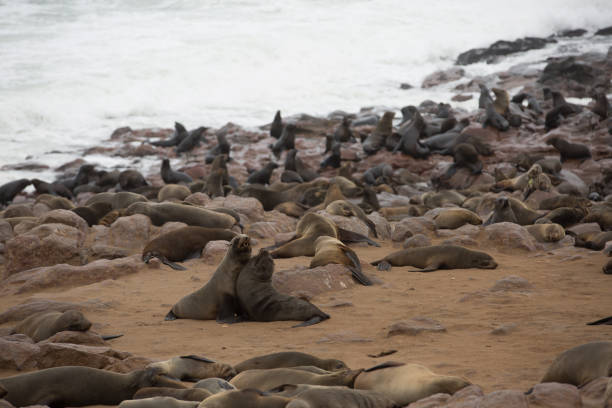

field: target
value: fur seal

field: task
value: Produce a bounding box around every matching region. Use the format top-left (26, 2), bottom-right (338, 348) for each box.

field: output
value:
top-left (540, 194), bottom-right (590, 211)
top-left (525, 223), bottom-right (566, 242)
top-left (118, 170), bottom-right (148, 191)
top-left (363, 111), bottom-right (394, 155)
top-left (320, 142), bottom-right (342, 169)
top-left (574, 231), bottom-right (612, 250)
top-left (540, 341), bottom-right (612, 386)
top-left (126, 202), bottom-right (236, 228)
top-left (280, 170), bottom-right (304, 184)
top-left (478, 84), bottom-right (493, 109)
top-left (166, 235), bottom-right (251, 322)
top-left (274, 201), bottom-right (307, 218)
top-left (142, 227), bottom-right (237, 270)
top-left (333, 116), bottom-right (354, 142)
top-left (147, 355), bottom-right (236, 381)
top-left (151, 122), bottom-right (188, 147)
top-left (285, 150), bottom-right (318, 182)
top-left (512, 92), bottom-right (543, 114)
top-left (236, 249), bottom-right (330, 327)
top-left (363, 163), bottom-right (393, 186)
top-left (491, 87), bottom-right (509, 115)
top-left (198, 389), bottom-right (289, 408)
top-left (85, 191), bottom-right (147, 210)
top-left (380, 206), bottom-right (426, 221)
top-left (31, 178), bottom-right (73, 199)
top-left (157, 184), bottom-right (191, 202)
top-left (161, 159), bottom-right (192, 184)
top-left (12, 310), bottom-right (92, 342)
top-left (0, 179), bottom-right (31, 206)
top-left (546, 136), bottom-right (591, 162)
top-left (392, 110), bottom-right (429, 158)
top-left (604, 259), bottom-right (612, 275)
top-left (177, 127), bottom-right (207, 154)
top-left (311, 236), bottom-right (372, 285)
top-left (444, 143), bottom-right (483, 177)
top-left (71, 202), bottom-right (113, 227)
top-left (193, 378), bottom-right (236, 394)
top-left (0, 366), bottom-right (184, 407)
top-left (371, 245), bottom-right (497, 272)
top-left (247, 162), bottom-right (278, 185)
top-left (205, 131), bottom-right (231, 164)
top-left (234, 352), bottom-right (348, 373)
top-left (325, 199), bottom-right (377, 237)
top-left (421, 190), bottom-right (465, 209)
top-left (354, 362), bottom-right (471, 406)
top-left (482, 101), bottom-right (509, 131)
top-left (230, 367), bottom-right (362, 391)
top-left (433, 208), bottom-right (482, 229)
top-left (535, 206), bottom-right (586, 228)
top-left (119, 397), bottom-right (199, 408)
top-left (272, 384), bottom-right (397, 408)
top-left (270, 110), bottom-right (283, 139)
top-left (271, 124), bottom-right (296, 158)
top-left (204, 168), bottom-right (226, 198)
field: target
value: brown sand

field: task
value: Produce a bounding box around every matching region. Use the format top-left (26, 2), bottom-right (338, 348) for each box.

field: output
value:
top-left (0, 239), bottom-right (610, 393)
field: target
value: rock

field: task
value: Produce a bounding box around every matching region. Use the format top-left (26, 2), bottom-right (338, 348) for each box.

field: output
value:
top-left (207, 195), bottom-right (264, 223)
top-left (407, 393), bottom-right (450, 407)
top-left (201, 240), bottom-right (231, 265)
top-left (5, 223), bottom-right (84, 277)
top-left (319, 211), bottom-right (369, 237)
top-left (526, 382), bottom-right (581, 408)
top-left (246, 210), bottom-right (296, 239)
top-left (316, 331), bottom-right (373, 343)
top-left (272, 264), bottom-right (356, 298)
top-left (38, 209), bottom-right (88, 236)
top-left (108, 214), bottom-right (151, 251)
top-left (456, 36), bottom-right (555, 65)
top-left (557, 29), bottom-right (587, 38)
top-left (442, 235), bottom-right (479, 247)
top-left (479, 390), bottom-right (527, 407)
top-left (556, 169), bottom-right (589, 197)
top-left (387, 317), bottom-right (446, 337)
top-left (482, 222), bottom-right (537, 252)
top-left (490, 323), bottom-right (517, 335)
top-left (392, 217), bottom-right (436, 242)
top-left (274, 232), bottom-right (295, 246)
top-left (579, 377), bottom-right (611, 408)
top-left (489, 276), bottom-right (532, 292)
top-left (35, 342), bottom-right (131, 370)
top-left (538, 56), bottom-right (609, 97)
top-left (421, 68), bottom-right (465, 88)
top-left (39, 331), bottom-right (107, 346)
top-left (595, 26), bottom-right (612, 36)
top-left (87, 244), bottom-right (131, 260)
top-left (377, 192), bottom-right (413, 207)
top-left (403, 234), bottom-right (431, 248)
top-left (184, 193), bottom-right (211, 206)
top-left (367, 212), bottom-right (392, 240)
top-left (105, 355), bottom-right (154, 373)
top-left (446, 385), bottom-right (485, 407)
top-left (566, 223), bottom-right (601, 237)
top-left (0, 220), bottom-right (13, 242)
top-left (1, 256), bottom-right (142, 295)
top-left (0, 337), bottom-right (39, 370)
top-left (452, 94), bottom-right (473, 102)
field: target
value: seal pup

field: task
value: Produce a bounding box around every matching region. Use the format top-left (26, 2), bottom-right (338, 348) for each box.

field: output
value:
top-left (161, 159), bottom-right (192, 184)
top-left (118, 170), bottom-right (148, 191)
top-left (280, 170), bottom-right (304, 183)
top-left (270, 110), bottom-right (283, 139)
top-left (392, 110), bottom-right (429, 158)
top-left (363, 111), bottom-right (394, 155)
top-left (198, 389), bottom-right (290, 408)
top-left (234, 352), bottom-right (348, 373)
top-left (478, 83), bottom-right (493, 109)
top-left (363, 163), bottom-right (393, 186)
top-left (482, 101), bottom-right (509, 131)
top-left (512, 92), bottom-right (543, 114)
top-left (151, 122), bottom-right (188, 147)
top-left (142, 227), bottom-right (237, 270)
top-left (205, 131), bottom-right (231, 164)
top-left (0, 366), bottom-right (185, 407)
top-left (230, 367), bottom-right (361, 391)
top-left (371, 245), bottom-right (497, 272)
top-left (354, 362), bottom-right (471, 406)
top-left (540, 341), bottom-right (612, 386)
top-left (147, 355), bottom-right (236, 381)
top-left (272, 384), bottom-right (397, 408)
top-left (247, 162), bottom-right (278, 185)
top-left (157, 184), bottom-right (191, 202)
top-left (443, 143), bottom-right (482, 178)
top-left (0, 179), bottom-right (31, 206)
top-left (119, 397), bottom-right (199, 408)
top-left (236, 249), bottom-right (330, 327)
top-left (271, 123), bottom-right (296, 158)
top-left (12, 310), bottom-right (92, 342)
top-left (71, 201), bottom-right (113, 227)
top-left (310, 236), bottom-right (372, 286)
top-left (166, 235), bottom-right (251, 323)
top-left (433, 208), bottom-right (482, 229)
top-left (333, 116), bottom-right (355, 142)
top-left (177, 126), bottom-right (207, 154)
top-left (525, 223), bottom-right (566, 242)
top-left (546, 136), bottom-right (591, 162)
top-left (204, 168), bottom-right (226, 198)
top-left (56, 164), bottom-right (96, 192)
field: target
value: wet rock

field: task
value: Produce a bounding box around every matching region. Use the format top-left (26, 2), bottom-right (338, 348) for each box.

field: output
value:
top-left (0, 337), bottom-right (39, 370)
top-left (201, 240), bottom-right (231, 265)
top-left (5, 223), bottom-right (84, 277)
top-left (1, 256), bottom-right (142, 295)
top-left (367, 212), bottom-right (392, 240)
top-left (456, 36), bottom-right (555, 65)
top-left (108, 214), bottom-right (151, 251)
top-left (442, 235), bottom-right (479, 247)
top-left (387, 317), bottom-right (446, 337)
top-left (400, 83), bottom-right (413, 90)
top-left (184, 192), bottom-right (211, 206)
top-left (38, 209), bottom-right (89, 236)
top-left (403, 234), bottom-right (431, 248)
top-left (482, 222), bottom-right (537, 252)
top-left (207, 195), bottom-right (264, 223)
top-left (272, 264), bottom-right (356, 298)
top-left (407, 393), bottom-right (450, 407)
top-left (595, 26), bottom-right (612, 36)
top-left (40, 331), bottom-right (107, 346)
top-left (392, 217), bottom-right (436, 242)
top-left (526, 382), bottom-right (581, 408)
top-left (490, 323), bottom-right (518, 335)
top-left (88, 244), bottom-right (131, 261)
top-left (538, 56), bottom-right (609, 98)
top-left (452, 94), bottom-right (473, 102)
top-left (421, 68), bottom-right (465, 88)
top-left (489, 276), bottom-right (532, 292)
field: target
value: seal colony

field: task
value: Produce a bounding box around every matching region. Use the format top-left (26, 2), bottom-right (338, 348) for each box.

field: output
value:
top-left (1, 27), bottom-right (612, 408)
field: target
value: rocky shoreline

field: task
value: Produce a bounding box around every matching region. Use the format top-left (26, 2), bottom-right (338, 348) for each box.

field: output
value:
top-left (0, 28), bottom-right (611, 407)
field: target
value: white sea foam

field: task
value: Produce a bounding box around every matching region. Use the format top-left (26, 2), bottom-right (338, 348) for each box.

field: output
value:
top-left (0, 0), bottom-right (611, 184)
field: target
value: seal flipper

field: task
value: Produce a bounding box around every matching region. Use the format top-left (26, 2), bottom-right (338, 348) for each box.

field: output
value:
top-left (180, 355), bottom-right (216, 363)
top-left (363, 361), bottom-right (406, 373)
top-left (264, 233), bottom-right (297, 252)
top-left (586, 316), bottom-right (612, 325)
top-left (410, 262), bottom-right (440, 272)
top-left (371, 260), bottom-right (391, 271)
top-left (184, 250), bottom-right (203, 261)
top-left (337, 227), bottom-right (379, 247)
top-left (101, 334), bottom-right (124, 341)
top-left (342, 247), bottom-right (372, 286)
top-left (157, 255), bottom-right (187, 271)
top-left (292, 315), bottom-right (329, 328)
top-left (216, 294), bottom-right (242, 324)
top-left (165, 310), bottom-right (178, 321)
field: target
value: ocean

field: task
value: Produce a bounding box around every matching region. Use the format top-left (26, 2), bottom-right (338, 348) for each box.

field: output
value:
top-left (1, 0), bottom-right (611, 185)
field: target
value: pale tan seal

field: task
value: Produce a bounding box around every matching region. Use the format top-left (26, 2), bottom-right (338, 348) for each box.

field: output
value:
top-left (380, 206), bottom-right (427, 221)
top-left (371, 245), bottom-right (497, 272)
top-left (540, 341), bottom-right (612, 386)
top-left (0, 366), bottom-right (185, 407)
top-left (147, 355), bottom-right (236, 381)
top-left (157, 184), bottom-right (191, 202)
top-left (166, 235), bottom-right (251, 323)
top-left (119, 397), bottom-right (199, 408)
top-left (272, 384), bottom-right (397, 408)
top-left (85, 191), bottom-right (147, 210)
top-left (234, 352), bottom-right (348, 373)
top-left (133, 388), bottom-right (211, 401)
top-left (525, 223), bottom-right (566, 243)
top-left (310, 236), bottom-right (372, 285)
top-left (354, 362), bottom-right (471, 406)
top-left (229, 367), bottom-right (362, 391)
top-left (12, 310), bottom-right (92, 342)
top-left (198, 389), bottom-right (290, 408)
top-left (433, 208), bottom-right (482, 229)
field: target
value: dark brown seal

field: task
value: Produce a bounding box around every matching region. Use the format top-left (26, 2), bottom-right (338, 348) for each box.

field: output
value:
top-left (142, 227), bottom-right (238, 270)
top-left (166, 235), bottom-right (251, 323)
top-left (236, 249), bottom-right (330, 327)
top-left (371, 245), bottom-right (497, 271)
top-left (546, 136), bottom-right (591, 162)
top-left (161, 159), bottom-right (193, 184)
top-left (247, 162), bottom-right (278, 185)
top-left (0, 366), bottom-right (184, 407)
top-left (234, 352), bottom-right (348, 373)
top-left (0, 179), bottom-right (31, 206)
top-left (12, 310), bottom-right (92, 342)
top-left (126, 202), bottom-right (236, 228)
top-left (363, 111), bottom-right (394, 155)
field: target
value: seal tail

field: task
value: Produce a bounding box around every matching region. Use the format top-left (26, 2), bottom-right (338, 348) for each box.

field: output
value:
top-left (292, 315), bottom-right (329, 328)
top-left (165, 310), bottom-right (178, 321)
top-left (101, 334), bottom-right (124, 341)
top-left (337, 227), bottom-right (380, 247)
top-left (586, 316), bottom-right (612, 325)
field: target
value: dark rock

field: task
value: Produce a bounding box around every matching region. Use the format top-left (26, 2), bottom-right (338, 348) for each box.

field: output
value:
top-left (595, 26), bottom-right (612, 36)
top-left (456, 37), bottom-right (555, 65)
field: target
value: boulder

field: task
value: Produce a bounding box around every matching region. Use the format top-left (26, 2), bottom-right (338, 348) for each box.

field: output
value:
top-left (387, 317), bottom-right (446, 337)
top-left (526, 382), bottom-right (581, 408)
top-left (489, 276), bottom-right (533, 293)
top-left (108, 214), bottom-right (151, 251)
top-left (201, 240), bottom-right (231, 265)
top-left (38, 209), bottom-right (88, 236)
top-left (482, 222), bottom-right (537, 252)
top-left (456, 36), bottom-right (555, 65)
top-left (392, 217), bottom-right (436, 242)
top-left (0, 337), bottom-right (39, 370)
top-left (421, 68), bottom-right (465, 88)
top-left (207, 195), bottom-right (264, 223)
top-left (272, 264), bottom-right (356, 298)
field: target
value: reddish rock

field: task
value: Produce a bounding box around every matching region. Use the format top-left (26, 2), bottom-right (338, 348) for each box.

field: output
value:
top-left (0, 337), bottom-right (39, 370)
top-left (201, 240), bottom-right (231, 265)
top-left (108, 214), bottom-right (151, 251)
top-left (0, 220), bottom-right (13, 242)
top-left (482, 222), bottom-right (537, 252)
top-left (272, 264), bottom-right (356, 298)
top-left (407, 393), bottom-right (451, 407)
top-left (479, 390), bottom-right (528, 407)
top-left (392, 217), bottom-right (436, 242)
top-left (422, 67), bottom-right (465, 88)
top-left (207, 194), bottom-right (264, 223)
top-left (35, 342), bottom-right (132, 370)
top-left (526, 382), bottom-right (581, 408)
top-left (184, 193), bottom-right (211, 206)
top-left (247, 211), bottom-right (297, 239)
top-left (38, 209), bottom-right (89, 236)
top-left (387, 317), bottom-right (446, 337)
